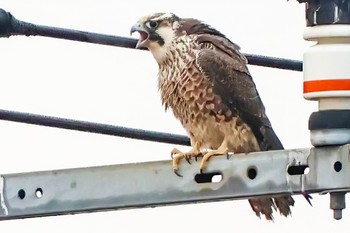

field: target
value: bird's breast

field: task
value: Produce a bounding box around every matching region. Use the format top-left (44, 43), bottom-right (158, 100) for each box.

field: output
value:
top-left (157, 39), bottom-right (260, 152)
top-left (158, 45), bottom-right (233, 126)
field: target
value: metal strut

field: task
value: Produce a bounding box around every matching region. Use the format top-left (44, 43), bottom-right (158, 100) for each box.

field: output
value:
top-left (0, 144), bottom-right (350, 220)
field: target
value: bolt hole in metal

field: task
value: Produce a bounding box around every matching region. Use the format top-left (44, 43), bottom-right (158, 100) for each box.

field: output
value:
top-left (195, 172), bottom-right (223, 183)
top-left (287, 165), bottom-right (310, 175)
top-left (18, 189), bottom-right (26, 199)
top-left (334, 161), bottom-right (342, 172)
top-left (247, 166), bottom-right (257, 180)
top-left (17, 188), bottom-right (43, 199)
top-left (35, 188), bottom-right (43, 198)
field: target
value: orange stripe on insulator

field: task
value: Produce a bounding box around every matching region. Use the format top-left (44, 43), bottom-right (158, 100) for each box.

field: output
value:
top-left (304, 79), bottom-right (350, 93)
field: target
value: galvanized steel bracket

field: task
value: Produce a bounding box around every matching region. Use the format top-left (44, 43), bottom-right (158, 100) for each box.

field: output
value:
top-left (0, 144), bottom-right (349, 220)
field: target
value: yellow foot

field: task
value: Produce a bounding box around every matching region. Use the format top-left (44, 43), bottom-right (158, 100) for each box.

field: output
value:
top-left (171, 147), bottom-right (201, 177)
top-left (199, 146), bottom-right (228, 173)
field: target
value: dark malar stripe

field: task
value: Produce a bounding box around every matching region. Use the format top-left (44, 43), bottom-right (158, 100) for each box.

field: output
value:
top-left (149, 32), bottom-right (165, 46)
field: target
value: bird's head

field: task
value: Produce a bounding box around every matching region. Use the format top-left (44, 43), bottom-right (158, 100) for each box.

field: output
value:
top-left (131, 13), bottom-right (229, 63)
top-left (130, 13), bottom-right (183, 63)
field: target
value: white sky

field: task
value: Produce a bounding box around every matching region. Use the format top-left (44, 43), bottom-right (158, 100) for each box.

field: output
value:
top-left (0, 0), bottom-right (348, 232)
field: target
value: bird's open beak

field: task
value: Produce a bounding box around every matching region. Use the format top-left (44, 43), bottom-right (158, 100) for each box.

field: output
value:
top-left (130, 24), bottom-right (149, 49)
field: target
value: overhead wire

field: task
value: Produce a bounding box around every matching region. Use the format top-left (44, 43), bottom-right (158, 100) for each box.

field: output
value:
top-left (0, 8), bottom-right (302, 142)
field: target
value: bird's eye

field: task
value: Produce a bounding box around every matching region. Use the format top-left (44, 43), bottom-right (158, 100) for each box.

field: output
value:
top-left (146, 21), bottom-right (158, 29)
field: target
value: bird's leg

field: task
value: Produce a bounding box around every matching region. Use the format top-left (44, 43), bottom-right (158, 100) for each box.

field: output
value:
top-left (199, 139), bottom-right (228, 173)
top-left (171, 142), bottom-right (201, 176)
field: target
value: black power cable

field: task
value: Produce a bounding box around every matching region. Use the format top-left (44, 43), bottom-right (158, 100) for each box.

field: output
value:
top-left (0, 8), bottom-right (302, 142)
top-left (0, 109), bottom-right (191, 146)
top-left (0, 8), bottom-right (302, 72)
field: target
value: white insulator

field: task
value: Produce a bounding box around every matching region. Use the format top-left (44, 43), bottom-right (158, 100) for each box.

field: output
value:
top-left (303, 25), bottom-right (350, 110)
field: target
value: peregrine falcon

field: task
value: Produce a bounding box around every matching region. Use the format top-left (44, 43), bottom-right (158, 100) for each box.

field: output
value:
top-left (131, 13), bottom-right (302, 220)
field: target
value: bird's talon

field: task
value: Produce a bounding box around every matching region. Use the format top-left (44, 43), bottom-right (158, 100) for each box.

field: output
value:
top-left (185, 156), bottom-right (191, 164)
top-left (194, 153), bottom-right (202, 161)
top-left (174, 169), bottom-right (183, 177)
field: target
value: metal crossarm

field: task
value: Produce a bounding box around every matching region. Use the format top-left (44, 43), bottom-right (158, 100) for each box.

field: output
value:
top-left (1, 144), bottom-right (350, 220)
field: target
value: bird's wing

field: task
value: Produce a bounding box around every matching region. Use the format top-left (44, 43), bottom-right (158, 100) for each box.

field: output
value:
top-left (195, 34), bottom-right (283, 151)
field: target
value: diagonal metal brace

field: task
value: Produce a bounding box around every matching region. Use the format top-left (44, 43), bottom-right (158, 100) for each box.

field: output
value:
top-left (0, 144), bottom-right (349, 220)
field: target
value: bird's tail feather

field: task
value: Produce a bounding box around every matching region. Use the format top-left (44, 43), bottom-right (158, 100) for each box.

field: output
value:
top-left (248, 195), bottom-right (295, 221)
top-left (274, 196), bottom-right (295, 217)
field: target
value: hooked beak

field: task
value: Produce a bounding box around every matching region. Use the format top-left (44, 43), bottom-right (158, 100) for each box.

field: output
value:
top-left (130, 24), bottom-right (149, 49)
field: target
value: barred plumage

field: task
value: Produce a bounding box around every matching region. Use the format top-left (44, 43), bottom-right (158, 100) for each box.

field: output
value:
top-left (131, 12), bottom-right (307, 220)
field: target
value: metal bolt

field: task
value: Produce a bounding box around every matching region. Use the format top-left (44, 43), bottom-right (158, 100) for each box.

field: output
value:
top-left (330, 192), bottom-right (346, 220)
top-left (333, 209), bottom-right (342, 220)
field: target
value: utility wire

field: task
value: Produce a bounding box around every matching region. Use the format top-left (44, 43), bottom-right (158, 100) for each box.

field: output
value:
top-left (0, 8), bottom-right (302, 143)
top-left (0, 8), bottom-right (302, 72)
top-left (0, 109), bottom-right (191, 146)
